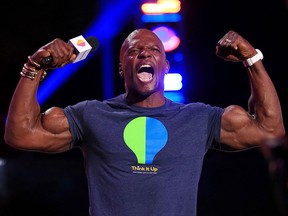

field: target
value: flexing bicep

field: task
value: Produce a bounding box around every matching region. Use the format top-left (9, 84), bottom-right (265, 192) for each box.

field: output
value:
top-left (42, 107), bottom-right (70, 134)
top-left (36, 107), bottom-right (72, 152)
top-left (220, 105), bottom-right (265, 149)
top-left (5, 106), bottom-right (72, 153)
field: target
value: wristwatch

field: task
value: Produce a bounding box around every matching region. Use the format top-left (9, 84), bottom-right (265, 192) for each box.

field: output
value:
top-left (243, 49), bottom-right (263, 67)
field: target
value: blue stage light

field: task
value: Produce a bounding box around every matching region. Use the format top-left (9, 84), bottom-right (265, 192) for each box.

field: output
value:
top-left (37, 0), bottom-right (140, 105)
top-left (164, 91), bottom-right (185, 103)
top-left (141, 14), bottom-right (182, 23)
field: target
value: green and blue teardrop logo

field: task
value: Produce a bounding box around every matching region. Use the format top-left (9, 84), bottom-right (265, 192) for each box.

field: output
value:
top-left (123, 117), bottom-right (168, 164)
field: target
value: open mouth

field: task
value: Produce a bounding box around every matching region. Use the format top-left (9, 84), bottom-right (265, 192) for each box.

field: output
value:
top-left (137, 64), bottom-right (154, 82)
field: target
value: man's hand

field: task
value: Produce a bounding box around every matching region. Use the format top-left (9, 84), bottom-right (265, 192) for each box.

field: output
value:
top-left (216, 30), bottom-right (257, 62)
top-left (30, 38), bottom-right (76, 69)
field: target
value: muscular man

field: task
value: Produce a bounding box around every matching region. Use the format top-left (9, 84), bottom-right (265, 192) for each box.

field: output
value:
top-left (4, 29), bottom-right (285, 216)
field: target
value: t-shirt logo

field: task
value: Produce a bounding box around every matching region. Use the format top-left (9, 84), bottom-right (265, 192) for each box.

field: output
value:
top-left (123, 117), bottom-right (168, 164)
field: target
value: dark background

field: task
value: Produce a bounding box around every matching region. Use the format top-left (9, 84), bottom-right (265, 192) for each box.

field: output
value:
top-left (0, 0), bottom-right (287, 215)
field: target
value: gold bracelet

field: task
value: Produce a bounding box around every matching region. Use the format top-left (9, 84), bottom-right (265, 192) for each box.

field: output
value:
top-left (20, 71), bottom-right (37, 80)
top-left (28, 56), bottom-right (41, 68)
top-left (23, 63), bottom-right (37, 72)
top-left (20, 63), bottom-right (47, 81)
top-left (41, 70), bottom-right (47, 81)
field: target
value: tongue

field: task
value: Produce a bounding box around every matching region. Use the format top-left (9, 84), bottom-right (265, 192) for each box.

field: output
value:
top-left (137, 72), bottom-right (152, 81)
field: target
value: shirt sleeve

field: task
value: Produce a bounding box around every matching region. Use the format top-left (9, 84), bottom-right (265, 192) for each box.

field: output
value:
top-left (63, 101), bottom-right (88, 148)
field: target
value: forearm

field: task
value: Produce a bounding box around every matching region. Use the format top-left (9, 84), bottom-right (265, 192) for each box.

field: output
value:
top-left (247, 61), bottom-right (285, 137)
top-left (4, 66), bottom-right (45, 147)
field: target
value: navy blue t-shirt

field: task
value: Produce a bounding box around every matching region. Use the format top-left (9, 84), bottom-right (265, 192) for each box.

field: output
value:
top-left (64, 94), bottom-right (224, 216)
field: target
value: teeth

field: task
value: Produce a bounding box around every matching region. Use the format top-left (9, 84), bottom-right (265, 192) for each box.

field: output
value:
top-left (140, 64), bottom-right (151, 68)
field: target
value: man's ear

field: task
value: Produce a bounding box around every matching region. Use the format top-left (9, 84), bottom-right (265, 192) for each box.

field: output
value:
top-left (165, 60), bottom-right (170, 74)
top-left (119, 63), bottom-right (124, 77)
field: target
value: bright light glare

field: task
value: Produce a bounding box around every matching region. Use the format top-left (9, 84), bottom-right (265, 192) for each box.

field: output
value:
top-left (163, 35), bottom-right (180, 52)
top-left (0, 158), bottom-right (6, 166)
top-left (141, 14), bottom-right (182, 23)
top-left (164, 73), bottom-right (182, 91)
top-left (141, 0), bottom-right (181, 14)
top-left (153, 26), bottom-right (180, 52)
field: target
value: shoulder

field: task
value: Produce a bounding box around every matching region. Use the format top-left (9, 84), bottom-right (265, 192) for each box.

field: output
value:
top-left (183, 102), bottom-right (224, 113)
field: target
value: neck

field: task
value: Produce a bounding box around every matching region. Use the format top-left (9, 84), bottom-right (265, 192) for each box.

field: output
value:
top-left (125, 91), bottom-right (166, 108)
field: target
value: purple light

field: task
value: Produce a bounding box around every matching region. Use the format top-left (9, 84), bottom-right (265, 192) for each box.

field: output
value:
top-left (152, 26), bottom-right (180, 52)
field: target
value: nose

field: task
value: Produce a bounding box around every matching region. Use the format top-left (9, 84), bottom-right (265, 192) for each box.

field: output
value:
top-left (138, 48), bottom-right (152, 58)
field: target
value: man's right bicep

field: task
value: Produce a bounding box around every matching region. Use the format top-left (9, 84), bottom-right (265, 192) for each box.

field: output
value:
top-left (42, 107), bottom-right (70, 134)
top-left (38, 107), bottom-right (73, 152)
